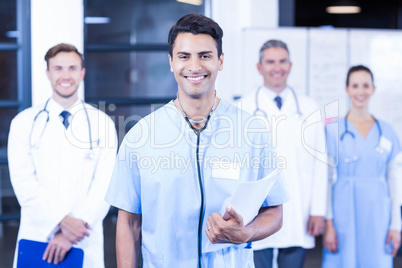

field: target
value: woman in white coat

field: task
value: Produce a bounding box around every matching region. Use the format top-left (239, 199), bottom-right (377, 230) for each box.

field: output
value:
top-left (8, 43), bottom-right (117, 268)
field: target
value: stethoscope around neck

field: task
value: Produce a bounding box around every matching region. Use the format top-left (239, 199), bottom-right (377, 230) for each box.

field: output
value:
top-left (29, 98), bottom-right (95, 160)
top-left (340, 115), bottom-right (384, 163)
top-left (254, 86), bottom-right (302, 118)
top-left (176, 93), bottom-right (215, 268)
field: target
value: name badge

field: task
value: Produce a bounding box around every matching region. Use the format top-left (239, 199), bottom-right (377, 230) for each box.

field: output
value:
top-left (211, 161), bottom-right (240, 180)
top-left (379, 136), bottom-right (392, 152)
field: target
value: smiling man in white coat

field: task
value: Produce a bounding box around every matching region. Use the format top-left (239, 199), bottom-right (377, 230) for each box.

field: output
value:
top-left (8, 43), bottom-right (117, 267)
top-left (236, 39), bottom-right (328, 268)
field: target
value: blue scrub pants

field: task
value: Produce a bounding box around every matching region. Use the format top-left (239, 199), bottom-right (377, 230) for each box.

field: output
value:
top-left (254, 247), bottom-right (306, 268)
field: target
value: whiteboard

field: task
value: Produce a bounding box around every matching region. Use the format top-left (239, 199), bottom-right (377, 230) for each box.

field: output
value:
top-left (241, 27), bottom-right (402, 140)
top-left (350, 29), bottom-right (402, 140)
top-left (308, 28), bottom-right (349, 117)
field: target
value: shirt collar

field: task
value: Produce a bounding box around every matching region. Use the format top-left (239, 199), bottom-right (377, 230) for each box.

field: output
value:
top-left (262, 85), bottom-right (290, 102)
top-left (47, 98), bottom-right (82, 117)
top-left (167, 97), bottom-right (230, 132)
top-left (69, 99), bottom-right (86, 115)
top-left (47, 98), bottom-right (64, 117)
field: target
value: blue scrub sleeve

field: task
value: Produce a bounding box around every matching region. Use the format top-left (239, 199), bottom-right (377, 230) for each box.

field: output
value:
top-left (105, 137), bottom-right (142, 214)
top-left (325, 122), bottom-right (339, 166)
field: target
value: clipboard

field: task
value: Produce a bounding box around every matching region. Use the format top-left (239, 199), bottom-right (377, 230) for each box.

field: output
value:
top-left (17, 239), bottom-right (84, 268)
top-left (204, 169), bottom-right (282, 252)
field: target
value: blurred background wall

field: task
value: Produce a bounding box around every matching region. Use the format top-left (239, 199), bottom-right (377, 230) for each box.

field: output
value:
top-left (1, 0), bottom-right (402, 267)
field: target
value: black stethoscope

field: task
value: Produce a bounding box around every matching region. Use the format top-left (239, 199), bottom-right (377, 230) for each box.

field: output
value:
top-left (176, 93), bottom-right (215, 268)
top-left (340, 115), bottom-right (384, 163)
top-left (185, 115), bottom-right (210, 268)
top-left (29, 98), bottom-right (95, 160)
top-left (254, 86), bottom-right (302, 118)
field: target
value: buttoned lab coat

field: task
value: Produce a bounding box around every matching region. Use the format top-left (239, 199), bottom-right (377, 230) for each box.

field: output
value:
top-left (236, 87), bottom-right (327, 249)
top-left (105, 100), bottom-right (290, 268)
top-left (8, 99), bottom-right (117, 268)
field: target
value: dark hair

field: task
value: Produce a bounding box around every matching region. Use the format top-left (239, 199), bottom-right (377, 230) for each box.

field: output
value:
top-left (168, 13), bottom-right (223, 57)
top-left (259, 40), bottom-right (290, 63)
top-left (44, 43), bottom-right (84, 69)
top-left (346, 65), bottom-right (374, 86)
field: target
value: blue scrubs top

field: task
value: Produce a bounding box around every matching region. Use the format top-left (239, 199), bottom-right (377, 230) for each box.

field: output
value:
top-left (323, 117), bottom-right (402, 268)
top-left (105, 100), bottom-right (290, 268)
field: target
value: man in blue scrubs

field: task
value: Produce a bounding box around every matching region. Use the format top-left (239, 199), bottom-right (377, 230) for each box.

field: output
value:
top-left (105, 13), bottom-right (290, 268)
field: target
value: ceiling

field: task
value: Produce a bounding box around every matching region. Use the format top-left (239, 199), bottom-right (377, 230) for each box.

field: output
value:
top-left (294, 0), bottom-right (402, 29)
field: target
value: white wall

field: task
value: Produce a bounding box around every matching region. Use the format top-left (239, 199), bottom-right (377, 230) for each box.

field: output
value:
top-left (212, 0), bottom-right (279, 102)
top-left (31, 0), bottom-right (84, 106)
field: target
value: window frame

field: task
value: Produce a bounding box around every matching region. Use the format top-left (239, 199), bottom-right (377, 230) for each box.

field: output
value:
top-left (0, 0), bottom-right (31, 162)
top-left (0, 0), bottom-right (31, 222)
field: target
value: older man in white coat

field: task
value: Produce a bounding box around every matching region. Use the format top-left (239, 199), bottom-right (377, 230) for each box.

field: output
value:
top-left (236, 39), bottom-right (327, 268)
top-left (8, 43), bottom-right (117, 267)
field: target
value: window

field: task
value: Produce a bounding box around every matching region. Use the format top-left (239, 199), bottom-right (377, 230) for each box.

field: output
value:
top-left (0, 0), bottom-right (31, 222)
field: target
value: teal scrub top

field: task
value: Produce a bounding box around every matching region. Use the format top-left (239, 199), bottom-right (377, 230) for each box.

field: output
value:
top-left (105, 100), bottom-right (290, 268)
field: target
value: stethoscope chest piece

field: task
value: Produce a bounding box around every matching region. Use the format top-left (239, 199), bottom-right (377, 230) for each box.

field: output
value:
top-left (87, 152), bottom-right (95, 160)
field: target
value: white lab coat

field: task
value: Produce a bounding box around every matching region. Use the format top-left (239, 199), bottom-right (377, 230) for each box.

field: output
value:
top-left (236, 86), bottom-right (327, 249)
top-left (8, 98), bottom-right (117, 267)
